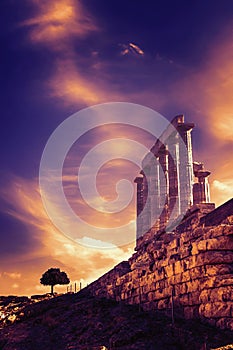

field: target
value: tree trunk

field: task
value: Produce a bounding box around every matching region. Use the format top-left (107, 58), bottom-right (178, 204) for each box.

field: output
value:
top-left (51, 284), bottom-right (54, 295)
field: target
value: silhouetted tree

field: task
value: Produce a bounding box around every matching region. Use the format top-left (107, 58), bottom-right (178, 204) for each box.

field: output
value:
top-left (40, 268), bottom-right (70, 295)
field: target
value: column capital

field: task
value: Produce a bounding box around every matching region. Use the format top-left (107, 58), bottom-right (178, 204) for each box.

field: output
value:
top-left (134, 176), bottom-right (143, 184)
top-left (194, 170), bottom-right (211, 179)
top-left (177, 123), bottom-right (194, 132)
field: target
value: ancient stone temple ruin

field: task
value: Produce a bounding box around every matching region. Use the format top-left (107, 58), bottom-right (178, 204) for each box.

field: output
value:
top-left (86, 114), bottom-right (233, 332)
top-left (134, 115), bottom-right (214, 239)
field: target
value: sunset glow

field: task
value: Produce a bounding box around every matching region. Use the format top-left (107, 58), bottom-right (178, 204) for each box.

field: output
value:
top-left (1, 0), bottom-right (233, 295)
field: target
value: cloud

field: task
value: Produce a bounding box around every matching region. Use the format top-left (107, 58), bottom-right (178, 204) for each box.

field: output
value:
top-left (21, 0), bottom-right (98, 48)
top-left (0, 174), bottom-right (134, 295)
top-left (172, 31), bottom-right (233, 142)
top-left (3, 272), bottom-right (21, 279)
top-left (211, 176), bottom-right (233, 207)
top-left (19, 1), bottom-right (167, 108)
top-left (167, 28), bottom-right (233, 207)
top-left (120, 42), bottom-right (144, 57)
top-left (212, 180), bottom-right (233, 192)
top-left (49, 58), bottom-right (117, 106)
top-left (77, 236), bottom-right (118, 249)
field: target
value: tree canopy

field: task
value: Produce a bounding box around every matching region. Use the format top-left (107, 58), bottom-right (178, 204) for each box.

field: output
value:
top-left (40, 268), bottom-right (70, 294)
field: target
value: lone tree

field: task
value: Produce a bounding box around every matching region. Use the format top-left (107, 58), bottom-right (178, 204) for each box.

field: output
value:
top-left (40, 268), bottom-right (70, 295)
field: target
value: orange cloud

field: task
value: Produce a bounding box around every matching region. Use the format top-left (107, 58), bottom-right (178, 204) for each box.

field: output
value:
top-left (170, 29), bottom-right (233, 207)
top-left (40, 57), bottom-right (117, 111)
top-left (3, 272), bottom-right (21, 279)
top-left (49, 59), bottom-right (109, 105)
top-left (22, 0), bottom-right (97, 47)
top-left (120, 42), bottom-right (144, 56)
top-left (173, 30), bottom-right (233, 142)
top-left (20, 1), bottom-right (166, 108)
top-left (0, 175), bottom-right (134, 295)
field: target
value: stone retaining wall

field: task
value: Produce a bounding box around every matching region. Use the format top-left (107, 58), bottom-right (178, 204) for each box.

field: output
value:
top-left (86, 203), bottom-right (233, 331)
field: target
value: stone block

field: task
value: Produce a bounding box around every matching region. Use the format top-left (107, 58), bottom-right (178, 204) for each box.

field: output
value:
top-left (199, 274), bottom-right (233, 290)
top-left (176, 293), bottom-right (189, 305)
top-left (199, 290), bottom-right (211, 304)
top-left (206, 236), bottom-right (233, 250)
top-left (192, 240), bottom-right (207, 255)
top-left (183, 305), bottom-right (199, 319)
top-left (207, 286), bottom-right (233, 302)
top-left (200, 277), bottom-right (216, 290)
top-left (163, 233), bottom-right (176, 244)
top-left (152, 289), bottom-right (166, 301)
top-left (213, 274), bottom-right (233, 288)
top-left (179, 245), bottom-right (192, 259)
top-left (142, 284), bottom-right (151, 294)
top-left (204, 263), bottom-right (233, 276)
top-left (188, 291), bottom-right (200, 305)
top-left (133, 295), bottom-right (140, 304)
top-left (168, 238), bottom-right (179, 250)
top-left (196, 251), bottom-right (233, 267)
top-left (223, 225), bottom-right (233, 236)
top-left (158, 298), bottom-right (171, 309)
top-left (173, 260), bottom-right (182, 275)
top-left (216, 317), bottom-right (233, 331)
top-left (157, 279), bottom-right (168, 290)
top-left (184, 255), bottom-right (196, 270)
top-left (199, 302), bottom-right (232, 318)
top-left (140, 293), bottom-right (148, 302)
top-left (129, 269), bottom-right (139, 280)
top-left (153, 270), bottom-right (165, 282)
top-left (189, 266), bottom-right (204, 280)
top-left (186, 279), bottom-right (200, 293)
top-left (158, 257), bottom-right (169, 268)
top-left (121, 292), bottom-right (127, 300)
top-left (181, 270), bottom-right (191, 283)
top-left (175, 283), bottom-right (187, 295)
top-left (165, 264), bottom-right (174, 278)
top-left (168, 273), bottom-right (182, 285)
top-left (204, 226), bottom-right (224, 239)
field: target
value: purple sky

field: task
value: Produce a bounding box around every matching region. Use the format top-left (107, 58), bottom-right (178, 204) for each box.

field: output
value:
top-left (0, 0), bottom-right (233, 295)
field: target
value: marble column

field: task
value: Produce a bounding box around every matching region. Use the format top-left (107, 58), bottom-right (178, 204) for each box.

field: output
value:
top-left (177, 123), bottom-right (194, 214)
top-left (167, 134), bottom-right (181, 222)
top-left (193, 162), bottom-right (211, 204)
top-left (158, 145), bottom-right (169, 229)
top-left (149, 156), bottom-right (160, 232)
top-left (134, 176), bottom-right (144, 239)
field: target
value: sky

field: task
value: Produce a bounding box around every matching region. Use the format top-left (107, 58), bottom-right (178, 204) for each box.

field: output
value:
top-left (0, 0), bottom-right (233, 296)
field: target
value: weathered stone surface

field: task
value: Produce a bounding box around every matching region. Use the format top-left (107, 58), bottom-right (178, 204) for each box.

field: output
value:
top-left (183, 305), bottom-right (199, 319)
top-left (86, 213), bottom-right (233, 331)
top-left (195, 251), bottom-right (233, 266)
top-left (204, 264), bottom-right (233, 276)
top-left (200, 287), bottom-right (233, 303)
top-left (199, 302), bottom-right (233, 318)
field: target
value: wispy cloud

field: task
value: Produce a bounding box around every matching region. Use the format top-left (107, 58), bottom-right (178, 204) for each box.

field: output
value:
top-left (166, 29), bottom-right (233, 206)
top-left (212, 179), bottom-right (233, 205)
top-left (0, 174), bottom-right (134, 295)
top-left (49, 58), bottom-right (122, 106)
top-left (20, 1), bottom-right (126, 106)
top-left (21, 0), bottom-right (98, 48)
top-left (172, 31), bottom-right (233, 142)
top-left (120, 42), bottom-right (144, 56)
top-left (3, 272), bottom-right (21, 279)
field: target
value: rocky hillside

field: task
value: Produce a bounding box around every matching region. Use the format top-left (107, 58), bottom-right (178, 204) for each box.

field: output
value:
top-left (0, 290), bottom-right (233, 349)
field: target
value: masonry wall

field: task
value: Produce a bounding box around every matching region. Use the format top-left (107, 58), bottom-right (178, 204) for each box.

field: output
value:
top-left (86, 202), bottom-right (233, 331)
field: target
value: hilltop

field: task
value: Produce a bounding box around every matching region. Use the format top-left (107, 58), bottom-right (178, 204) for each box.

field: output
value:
top-left (0, 290), bottom-right (233, 350)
